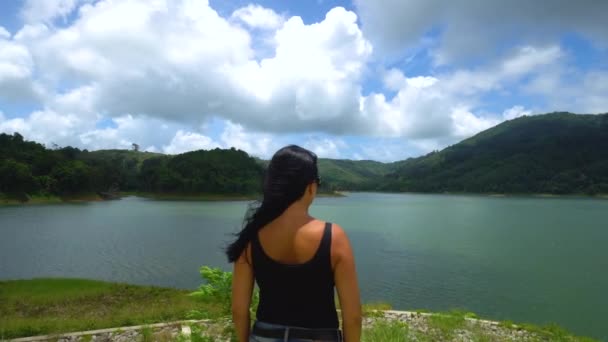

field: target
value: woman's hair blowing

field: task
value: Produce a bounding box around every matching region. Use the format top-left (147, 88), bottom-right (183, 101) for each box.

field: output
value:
top-left (226, 145), bottom-right (319, 262)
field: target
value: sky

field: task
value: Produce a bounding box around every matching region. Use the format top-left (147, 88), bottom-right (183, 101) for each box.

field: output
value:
top-left (0, 0), bottom-right (607, 161)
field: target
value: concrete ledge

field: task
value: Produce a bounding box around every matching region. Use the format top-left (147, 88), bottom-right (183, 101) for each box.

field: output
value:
top-left (5, 310), bottom-right (519, 342)
top-left (7, 319), bottom-right (211, 342)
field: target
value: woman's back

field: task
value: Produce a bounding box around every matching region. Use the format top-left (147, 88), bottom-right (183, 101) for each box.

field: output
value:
top-left (228, 145), bottom-right (360, 342)
top-left (256, 218), bottom-right (325, 265)
top-left (251, 219), bottom-right (338, 328)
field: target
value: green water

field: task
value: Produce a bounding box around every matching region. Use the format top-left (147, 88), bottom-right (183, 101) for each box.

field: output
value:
top-left (1, 193), bottom-right (606, 339)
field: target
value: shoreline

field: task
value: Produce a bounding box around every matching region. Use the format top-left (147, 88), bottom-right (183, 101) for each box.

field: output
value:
top-left (2, 190), bottom-right (607, 206)
top-left (346, 190), bottom-right (608, 200)
top-left (0, 193), bottom-right (105, 206)
top-left (0, 190), bottom-right (347, 206)
top-left (1, 278), bottom-right (598, 341)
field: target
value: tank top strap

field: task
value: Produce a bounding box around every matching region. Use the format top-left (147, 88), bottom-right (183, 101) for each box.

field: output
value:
top-left (251, 232), bottom-right (264, 267)
top-left (318, 222), bottom-right (332, 262)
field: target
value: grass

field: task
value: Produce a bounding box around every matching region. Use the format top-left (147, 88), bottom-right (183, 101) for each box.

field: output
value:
top-left (122, 192), bottom-right (259, 201)
top-left (426, 310), bottom-right (467, 340)
top-left (517, 322), bottom-right (599, 342)
top-left (0, 193), bottom-right (103, 206)
top-left (140, 325), bottom-right (153, 342)
top-left (128, 191), bottom-right (345, 201)
top-left (363, 319), bottom-right (409, 342)
top-left (0, 278), bottom-right (221, 339)
top-left (362, 301), bottom-right (393, 319)
top-left (362, 309), bottom-right (600, 342)
top-left (0, 278), bottom-right (600, 341)
top-left (420, 310), bottom-right (598, 342)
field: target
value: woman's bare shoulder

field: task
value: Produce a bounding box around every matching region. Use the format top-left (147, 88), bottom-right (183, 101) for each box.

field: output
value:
top-left (329, 223), bottom-right (352, 252)
top-left (330, 222), bottom-right (347, 238)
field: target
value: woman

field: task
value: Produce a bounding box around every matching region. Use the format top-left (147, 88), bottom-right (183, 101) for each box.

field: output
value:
top-left (226, 145), bottom-right (362, 342)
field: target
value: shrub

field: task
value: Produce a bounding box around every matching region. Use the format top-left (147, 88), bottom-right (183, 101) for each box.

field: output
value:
top-left (189, 267), bottom-right (259, 319)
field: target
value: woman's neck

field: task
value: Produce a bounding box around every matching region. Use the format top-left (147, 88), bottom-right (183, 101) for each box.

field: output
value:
top-left (276, 201), bottom-right (312, 226)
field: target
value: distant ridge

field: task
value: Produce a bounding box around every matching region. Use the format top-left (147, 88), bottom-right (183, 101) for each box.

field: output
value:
top-left (2, 112), bottom-right (608, 200)
top-left (381, 112), bottom-right (608, 194)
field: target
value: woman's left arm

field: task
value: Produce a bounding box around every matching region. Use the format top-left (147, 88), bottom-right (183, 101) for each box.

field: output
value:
top-left (232, 247), bottom-right (254, 342)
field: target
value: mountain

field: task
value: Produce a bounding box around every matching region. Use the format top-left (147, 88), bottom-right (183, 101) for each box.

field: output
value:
top-left (3, 112), bottom-right (608, 202)
top-left (255, 156), bottom-right (395, 191)
top-left (0, 134), bottom-right (263, 200)
top-left (316, 159), bottom-right (393, 190)
top-left (383, 112), bottom-right (608, 194)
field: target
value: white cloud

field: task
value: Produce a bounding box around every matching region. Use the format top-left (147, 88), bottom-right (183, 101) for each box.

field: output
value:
top-left (220, 6), bottom-right (373, 133)
top-left (231, 4), bottom-right (284, 30)
top-left (441, 45), bottom-right (563, 96)
top-left (357, 45), bottom-right (565, 143)
top-left (13, 1), bottom-right (373, 137)
top-left (162, 130), bottom-right (219, 154)
top-left (7, 1), bottom-right (568, 146)
top-left (524, 68), bottom-right (608, 115)
top-left (503, 106), bottom-right (532, 120)
top-left (220, 121), bottom-right (276, 158)
top-left (20, 0), bottom-right (85, 23)
top-left (451, 108), bottom-right (500, 138)
top-left (382, 68), bottom-right (410, 91)
top-left (1, 0), bottom-right (605, 162)
top-left (0, 109), bottom-right (87, 146)
top-left (580, 72), bottom-right (608, 114)
top-left (304, 138), bottom-right (347, 159)
top-left (77, 115), bottom-right (196, 151)
top-left (0, 27), bottom-right (10, 39)
top-left (355, 0), bottom-right (608, 63)
top-left (0, 35), bottom-right (46, 103)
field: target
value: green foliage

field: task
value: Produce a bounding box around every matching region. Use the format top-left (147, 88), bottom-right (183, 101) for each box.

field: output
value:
top-left (0, 133), bottom-right (263, 202)
top-left (426, 310), bottom-right (466, 340)
top-left (0, 278), bottom-right (208, 339)
top-left (189, 267), bottom-right (259, 320)
top-left (385, 112), bottom-right (608, 194)
top-left (362, 302), bottom-right (393, 318)
top-left (362, 319), bottom-right (409, 342)
top-left (139, 325), bottom-right (153, 342)
top-left (519, 322), bottom-right (599, 342)
top-left (316, 159), bottom-right (393, 191)
top-left (187, 325), bottom-right (216, 342)
top-left (189, 266), bottom-right (234, 317)
top-left (139, 149), bottom-right (263, 194)
top-left (3, 112), bottom-right (608, 201)
top-left (0, 159), bottom-right (38, 197)
top-left (50, 160), bottom-right (92, 194)
top-left (1, 277), bottom-right (598, 341)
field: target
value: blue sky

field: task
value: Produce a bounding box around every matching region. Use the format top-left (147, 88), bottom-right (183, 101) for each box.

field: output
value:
top-left (0, 0), bottom-right (607, 161)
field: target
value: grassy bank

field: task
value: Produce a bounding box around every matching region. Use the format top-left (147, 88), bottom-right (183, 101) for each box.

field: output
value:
top-left (0, 191), bottom-right (347, 206)
top-left (122, 192), bottom-right (259, 201)
top-left (0, 193), bottom-right (103, 206)
top-left (0, 278), bottom-right (221, 339)
top-left (128, 191), bottom-right (345, 201)
top-left (0, 278), bottom-right (599, 341)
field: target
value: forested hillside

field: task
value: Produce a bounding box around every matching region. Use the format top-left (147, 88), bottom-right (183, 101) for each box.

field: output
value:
top-left (382, 112), bottom-right (608, 194)
top-left (0, 133), bottom-right (263, 201)
top-left (316, 159), bottom-right (394, 190)
top-left (2, 112), bottom-right (608, 202)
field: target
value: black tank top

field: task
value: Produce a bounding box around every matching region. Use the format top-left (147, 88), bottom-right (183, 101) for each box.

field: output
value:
top-left (251, 222), bottom-right (339, 329)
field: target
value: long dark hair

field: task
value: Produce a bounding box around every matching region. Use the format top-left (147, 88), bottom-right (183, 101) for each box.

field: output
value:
top-left (226, 145), bottom-right (319, 262)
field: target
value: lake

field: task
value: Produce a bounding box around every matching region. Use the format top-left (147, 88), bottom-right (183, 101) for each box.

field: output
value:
top-left (1, 193), bottom-right (607, 340)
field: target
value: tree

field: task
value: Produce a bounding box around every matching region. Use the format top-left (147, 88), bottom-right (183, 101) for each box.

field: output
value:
top-left (50, 161), bottom-right (92, 194)
top-left (0, 159), bottom-right (38, 195)
top-left (132, 143), bottom-right (140, 152)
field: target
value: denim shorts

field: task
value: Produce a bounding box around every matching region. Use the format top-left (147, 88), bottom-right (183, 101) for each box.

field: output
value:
top-left (249, 321), bottom-right (342, 342)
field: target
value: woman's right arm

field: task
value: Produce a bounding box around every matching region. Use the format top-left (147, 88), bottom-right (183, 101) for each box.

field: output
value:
top-left (332, 224), bottom-right (362, 342)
